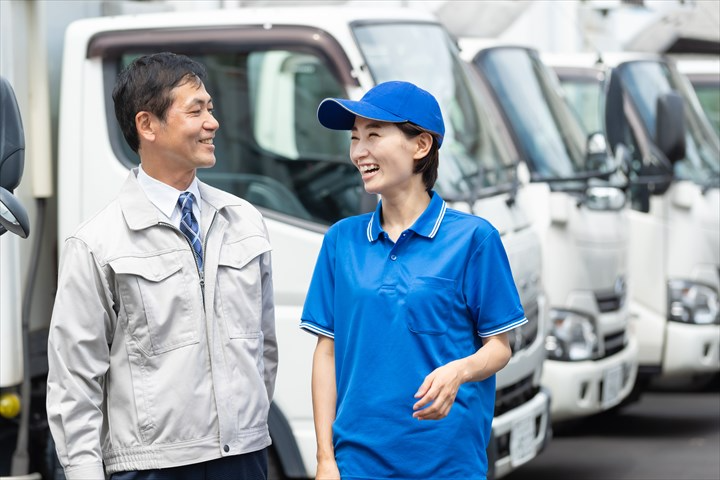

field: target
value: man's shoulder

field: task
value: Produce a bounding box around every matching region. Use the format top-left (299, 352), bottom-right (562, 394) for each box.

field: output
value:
top-left (199, 181), bottom-right (259, 215)
top-left (71, 198), bottom-right (124, 241)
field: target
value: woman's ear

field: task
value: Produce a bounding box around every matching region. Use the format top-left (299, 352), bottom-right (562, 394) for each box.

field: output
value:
top-left (136, 111), bottom-right (155, 143)
top-left (413, 132), bottom-right (433, 160)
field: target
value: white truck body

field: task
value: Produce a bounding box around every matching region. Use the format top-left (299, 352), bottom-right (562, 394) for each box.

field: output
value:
top-left (459, 41), bottom-right (638, 422)
top-left (1, 5), bottom-right (550, 479)
top-left (674, 57), bottom-right (720, 137)
top-left (544, 52), bottom-right (720, 387)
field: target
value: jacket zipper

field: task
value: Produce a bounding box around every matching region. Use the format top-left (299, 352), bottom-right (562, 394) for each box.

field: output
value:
top-left (200, 212), bottom-right (218, 305)
top-left (161, 213), bottom-right (217, 308)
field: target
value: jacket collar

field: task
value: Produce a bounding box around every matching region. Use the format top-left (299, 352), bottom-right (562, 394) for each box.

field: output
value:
top-left (120, 168), bottom-right (244, 231)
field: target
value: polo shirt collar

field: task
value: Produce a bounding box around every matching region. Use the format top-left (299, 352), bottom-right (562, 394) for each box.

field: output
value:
top-left (366, 191), bottom-right (447, 242)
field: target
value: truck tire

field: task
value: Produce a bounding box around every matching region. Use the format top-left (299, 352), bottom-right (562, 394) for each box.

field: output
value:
top-left (267, 446), bottom-right (288, 480)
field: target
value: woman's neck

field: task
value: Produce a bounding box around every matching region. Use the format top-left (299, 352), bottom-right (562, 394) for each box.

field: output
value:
top-left (380, 188), bottom-right (431, 242)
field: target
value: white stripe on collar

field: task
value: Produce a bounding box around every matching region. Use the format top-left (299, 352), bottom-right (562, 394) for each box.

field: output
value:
top-left (428, 201), bottom-right (447, 238)
top-left (366, 212), bottom-right (375, 242)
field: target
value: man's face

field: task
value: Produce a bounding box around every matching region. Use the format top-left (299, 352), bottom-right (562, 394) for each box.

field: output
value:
top-left (153, 80), bottom-right (219, 172)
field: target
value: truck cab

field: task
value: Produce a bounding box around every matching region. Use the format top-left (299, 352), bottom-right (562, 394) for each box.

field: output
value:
top-left (33, 6), bottom-right (554, 479)
top-left (674, 57), bottom-right (720, 137)
top-left (460, 43), bottom-right (639, 422)
top-left (545, 52), bottom-right (720, 389)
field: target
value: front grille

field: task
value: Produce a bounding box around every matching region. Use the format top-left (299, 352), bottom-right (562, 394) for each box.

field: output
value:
top-left (494, 374), bottom-right (538, 417)
top-left (508, 301), bottom-right (539, 354)
top-left (601, 331), bottom-right (626, 358)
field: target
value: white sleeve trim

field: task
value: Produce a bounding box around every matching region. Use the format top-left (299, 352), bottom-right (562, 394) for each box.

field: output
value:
top-left (478, 316), bottom-right (528, 338)
top-left (299, 321), bottom-right (335, 339)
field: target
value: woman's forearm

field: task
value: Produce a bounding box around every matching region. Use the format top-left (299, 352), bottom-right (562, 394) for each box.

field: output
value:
top-left (457, 332), bottom-right (512, 384)
top-left (312, 335), bottom-right (337, 463)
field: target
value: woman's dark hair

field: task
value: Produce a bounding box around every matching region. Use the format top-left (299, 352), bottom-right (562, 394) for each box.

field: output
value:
top-left (112, 52), bottom-right (207, 153)
top-left (396, 122), bottom-right (441, 191)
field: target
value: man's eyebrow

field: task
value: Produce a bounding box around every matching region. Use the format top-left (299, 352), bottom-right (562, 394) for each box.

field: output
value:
top-left (184, 97), bottom-right (213, 108)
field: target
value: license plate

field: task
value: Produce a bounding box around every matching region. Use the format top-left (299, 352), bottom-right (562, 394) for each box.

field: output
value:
top-left (510, 414), bottom-right (536, 467)
top-left (602, 365), bottom-right (623, 409)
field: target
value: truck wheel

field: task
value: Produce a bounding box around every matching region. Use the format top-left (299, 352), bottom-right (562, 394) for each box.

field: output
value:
top-left (267, 446), bottom-right (288, 480)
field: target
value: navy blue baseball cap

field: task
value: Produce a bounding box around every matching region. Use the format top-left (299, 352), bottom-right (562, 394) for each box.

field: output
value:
top-left (317, 81), bottom-right (445, 147)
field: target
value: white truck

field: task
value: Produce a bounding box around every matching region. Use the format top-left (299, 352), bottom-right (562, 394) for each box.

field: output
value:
top-left (674, 57), bottom-right (720, 137)
top-left (459, 43), bottom-right (639, 422)
top-left (0, 5), bottom-right (551, 479)
top-left (545, 52), bottom-right (720, 391)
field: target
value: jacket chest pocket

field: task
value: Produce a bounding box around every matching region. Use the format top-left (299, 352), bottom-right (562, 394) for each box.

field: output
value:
top-left (111, 253), bottom-right (199, 355)
top-left (217, 235), bottom-right (271, 338)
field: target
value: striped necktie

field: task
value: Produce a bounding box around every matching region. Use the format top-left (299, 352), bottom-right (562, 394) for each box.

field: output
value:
top-left (178, 192), bottom-right (203, 271)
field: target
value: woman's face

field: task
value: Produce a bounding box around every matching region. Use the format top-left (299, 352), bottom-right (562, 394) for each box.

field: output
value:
top-left (350, 117), bottom-right (426, 196)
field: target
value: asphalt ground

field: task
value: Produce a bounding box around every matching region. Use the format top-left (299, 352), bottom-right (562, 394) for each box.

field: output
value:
top-left (505, 379), bottom-right (720, 480)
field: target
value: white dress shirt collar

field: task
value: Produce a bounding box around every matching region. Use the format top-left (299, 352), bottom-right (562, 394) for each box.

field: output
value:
top-left (136, 165), bottom-right (202, 226)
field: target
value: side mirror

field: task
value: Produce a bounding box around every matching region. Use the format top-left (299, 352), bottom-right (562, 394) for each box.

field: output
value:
top-left (656, 91), bottom-right (686, 164)
top-left (0, 76), bottom-right (25, 191)
top-left (0, 76), bottom-right (30, 238)
top-left (0, 186), bottom-right (30, 238)
top-left (603, 69), bottom-right (626, 159)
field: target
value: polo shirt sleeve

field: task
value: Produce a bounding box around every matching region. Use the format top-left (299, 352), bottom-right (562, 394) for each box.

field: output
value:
top-left (299, 227), bottom-right (337, 339)
top-left (466, 228), bottom-right (527, 337)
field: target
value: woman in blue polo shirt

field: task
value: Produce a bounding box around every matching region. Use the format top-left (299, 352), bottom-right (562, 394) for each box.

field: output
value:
top-left (300, 81), bottom-right (527, 480)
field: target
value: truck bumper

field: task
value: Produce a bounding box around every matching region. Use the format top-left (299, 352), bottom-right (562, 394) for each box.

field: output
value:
top-left (662, 322), bottom-right (720, 377)
top-left (491, 387), bottom-right (552, 479)
top-left (542, 333), bottom-right (638, 422)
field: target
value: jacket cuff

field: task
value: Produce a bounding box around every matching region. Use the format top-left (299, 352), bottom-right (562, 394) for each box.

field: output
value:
top-left (64, 463), bottom-right (105, 480)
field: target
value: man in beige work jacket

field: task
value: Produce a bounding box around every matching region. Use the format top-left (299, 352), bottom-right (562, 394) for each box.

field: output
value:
top-left (46, 52), bottom-right (277, 480)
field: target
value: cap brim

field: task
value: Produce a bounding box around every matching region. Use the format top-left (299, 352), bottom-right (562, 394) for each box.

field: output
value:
top-left (317, 98), bottom-right (407, 130)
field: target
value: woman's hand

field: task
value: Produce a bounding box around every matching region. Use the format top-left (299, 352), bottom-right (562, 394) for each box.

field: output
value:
top-left (316, 458), bottom-right (341, 480)
top-left (412, 333), bottom-right (512, 420)
top-left (412, 361), bottom-right (462, 420)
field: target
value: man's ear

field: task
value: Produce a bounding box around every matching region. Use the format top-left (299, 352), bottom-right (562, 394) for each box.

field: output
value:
top-left (136, 111), bottom-right (156, 143)
top-left (413, 132), bottom-right (433, 160)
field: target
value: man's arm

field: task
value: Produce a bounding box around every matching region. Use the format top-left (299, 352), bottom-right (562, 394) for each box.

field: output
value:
top-left (412, 332), bottom-right (512, 420)
top-left (311, 335), bottom-right (340, 480)
top-left (260, 250), bottom-right (278, 401)
top-left (47, 237), bottom-right (115, 479)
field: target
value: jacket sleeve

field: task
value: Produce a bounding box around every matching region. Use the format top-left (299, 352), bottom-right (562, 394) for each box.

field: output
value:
top-left (260, 247), bottom-right (278, 402)
top-left (47, 237), bottom-right (116, 480)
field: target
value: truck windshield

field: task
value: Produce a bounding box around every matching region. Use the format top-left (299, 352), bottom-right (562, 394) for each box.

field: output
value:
top-left (352, 22), bottom-right (516, 201)
top-left (619, 61), bottom-right (720, 184)
top-left (476, 49), bottom-right (612, 181)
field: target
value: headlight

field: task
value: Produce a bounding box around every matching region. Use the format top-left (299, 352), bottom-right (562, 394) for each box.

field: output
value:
top-left (667, 280), bottom-right (720, 325)
top-left (583, 186), bottom-right (626, 211)
top-left (545, 309), bottom-right (599, 361)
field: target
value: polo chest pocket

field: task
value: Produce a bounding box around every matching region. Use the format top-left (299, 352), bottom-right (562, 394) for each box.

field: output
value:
top-left (217, 235), bottom-right (271, 338)
top-left (405, 276), bottom-right (458, 335)
top-left (110, 252), bottom-right (199, 355)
